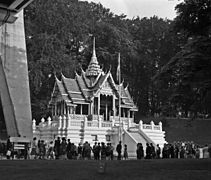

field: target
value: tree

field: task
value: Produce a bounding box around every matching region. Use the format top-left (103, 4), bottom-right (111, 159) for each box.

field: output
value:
top-left (127, 16), bottom-right (181, 116)
top-left (155, 0), bottom-right (211, 117)
top-left (174, 0), bottom-right (211, 37)
top-left (25, 0), bottom-right (182, 119)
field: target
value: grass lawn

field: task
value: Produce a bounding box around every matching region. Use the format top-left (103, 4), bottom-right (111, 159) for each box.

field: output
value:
top-left (0, 159), bottom-right (211, 180)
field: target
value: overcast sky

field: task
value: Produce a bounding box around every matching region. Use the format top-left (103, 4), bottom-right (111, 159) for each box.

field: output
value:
top-left (83, 0), bottom-right (183, 19)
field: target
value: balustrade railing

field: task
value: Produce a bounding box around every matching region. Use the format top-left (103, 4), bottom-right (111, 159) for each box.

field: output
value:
top-left (33, 116), bottom-right (163, 132)
top-left (70, 121), bottom-right (83, 127)
top-left (51, 121), bottom-right (59, 127)
top-left (101, 122), bottom-right (112, 128)
top-left (140, 121), bottom-right (162, 131)
top-left (87, 121), bottom-right (99, 127)
top-left (111, 116), bottom-right (133, 124)
top-left (91, 115), bottom-right (103, 121)
top-left (153, 125), bottom-right (161, 130)
top-left (69, 114), bottom-right (86, 120)
top-left (143, 124), bottom-right (152, 130)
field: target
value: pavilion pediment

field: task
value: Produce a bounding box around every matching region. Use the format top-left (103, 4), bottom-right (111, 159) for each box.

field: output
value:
top-left (100, 81), bottom-right (115, 96)
top-left (93, 72), bottom-right (118, 97)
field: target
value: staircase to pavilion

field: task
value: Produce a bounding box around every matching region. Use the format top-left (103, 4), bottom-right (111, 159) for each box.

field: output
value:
top-left (123, 127), bottom-right (154, 157)
top-left (123, 123), bottom-right (166, 157)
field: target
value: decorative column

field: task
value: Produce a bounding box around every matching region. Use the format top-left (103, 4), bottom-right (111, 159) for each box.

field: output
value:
top-left (105, 96), bottom-right (108, 121)
top-left (98, 94), bottom-right (100, 115)
top-left (139, 120), bottom-right (143, 130)
top-left (73, 106), bottom-right (76, 115)
top-left (58, 116), bottom-right (62, 137)
top-left (58, 116), bottom-right (62, 129)
top-left (67, 106), bottom-right (70, 115)
top-left (80, 104), bottom-right (83, 115)
top-left (132, 111), bottom-right (135, 120)
top-left (150, 121), bottom-right (155, 130)
top-left (84, 116), bottom-right (87, 129)
top-left (62, 101), bottom-right (64, 115)
top-left (62, 115), bottom-right (67, 137)
top-left (67, 114), bottom-right (71, 129)
top-left (64, 102), bottom-right (67, 115)
top-left (90, 102), bottom-right (93, 115)
top-left (98, 115), bottom-right (102, 128)
top-left (88, 104), bottom-right (90, 115)
top-left (63, 115), bottom-right (67, 130)
top-left (40, 118), bottom-right (45, 127)
top-left (32, 119), bottom-right (36, 132)
top-left (159, 121), bottom-right (163, 131)
top-left (54, 104), bottom-right (57, 116)
top-left (112, 95), bottom-right (115, 118)
top-left (58, 103), bottom-right (60, 115)
top-left (112, 118), bottom-right (115, 127)
top-left (127, 109), bottom-right (129, 118)
top-left (127, 118), bottom-right (131, 130)
top-left (47, 117), bottom-right (51, 126)
top-left (61, 102), bottom-right (63, 115)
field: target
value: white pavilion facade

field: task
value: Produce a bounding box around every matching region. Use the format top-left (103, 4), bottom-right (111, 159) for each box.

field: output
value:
top-left (32, 39), bottom-right (166, 157)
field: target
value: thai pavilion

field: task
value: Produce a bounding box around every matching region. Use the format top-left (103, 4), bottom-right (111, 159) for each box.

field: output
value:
top-left (32, 39), bottom-right (166, 157)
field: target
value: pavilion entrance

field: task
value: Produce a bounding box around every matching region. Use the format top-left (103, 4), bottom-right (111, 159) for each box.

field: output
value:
top-left (99, 94), bottom-right (113, 121)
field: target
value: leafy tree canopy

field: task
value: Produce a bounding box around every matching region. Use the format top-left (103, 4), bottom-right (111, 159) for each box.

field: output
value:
top-left (26, 0), bottom-right (207, 120)
top-left (155, 0), bottom-right (211, 117)
top-left (174, 0), bottom-right (211, 37)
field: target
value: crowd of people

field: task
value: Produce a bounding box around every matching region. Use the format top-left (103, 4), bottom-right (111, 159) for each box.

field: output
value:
top-left (162, 141), bottom-right (211, 159)
top-left (31, 137), bottom-right (125, 161)
top-left (0, 137), bottom-right (211, 160)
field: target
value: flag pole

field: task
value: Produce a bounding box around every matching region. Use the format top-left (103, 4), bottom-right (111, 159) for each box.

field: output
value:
top-left (117, 53), bottom-right (121, 142)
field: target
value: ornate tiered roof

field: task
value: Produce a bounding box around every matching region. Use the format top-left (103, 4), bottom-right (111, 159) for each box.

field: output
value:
top-left (85, 37), bottom-right (102, 77)
top-left (49, 38), bottom-right (138, 111)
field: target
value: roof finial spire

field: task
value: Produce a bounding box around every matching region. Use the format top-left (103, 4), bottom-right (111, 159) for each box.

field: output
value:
top-left (85, 37), bottom-right (102, 77)
top-left (93, 36), bottom-right (96, 58)
top-left (89, 36), bottom-right (98, 64)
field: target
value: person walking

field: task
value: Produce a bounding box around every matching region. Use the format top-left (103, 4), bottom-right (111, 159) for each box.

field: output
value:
top-left (6, 136), bottom-right (12, 160)
top-left (93, 142), bottom-right (98, 160)
top-left (156, 144), bottom-right (161, 159)
top-left (116, 141), bottom-right (122, 160)
top-left (47, 141), bottom-right (55, 160)
top-left (66, 139), bottom-right (72, 159)
top-left (30, 137), bottom-right (38, 159)
top-left (123, 144), bottom-right (128, 160)
top-left (77, 143), bottom-right (82, 160)
top-left (137, 143), bottom-right (144, 159)
top-left (60, 137), bottom-right (67, 160)
top-left (101, 142), bottom-right (107, 160)
top-left (54, 137), bottom-right (61, 160)
top-left (146, 143), bottom-right (151, 159)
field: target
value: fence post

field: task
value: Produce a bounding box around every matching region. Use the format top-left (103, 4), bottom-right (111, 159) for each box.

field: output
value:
top-left (40, 117), bottom-right (45, 127)
top-left (67, 114), bottom-right (71, 129)
top-left (159, 121), bottom-right (162, 131)
top-left (63, 115), bottom-right (67, 130)
top-left (84, 116), bottom-right (87, 128)
top-left (127, 118), bottom-right (131, 130)
top-left (150, 121), bottom-right (155, 130)
top-left (98, 116), bottom-right (102, 128)
top-left (47, 116), bottom-right (51, 126)
top-left (139, 120), bottom-right (143, 130)
top-left (32, 119), bottom-right (36, 131)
